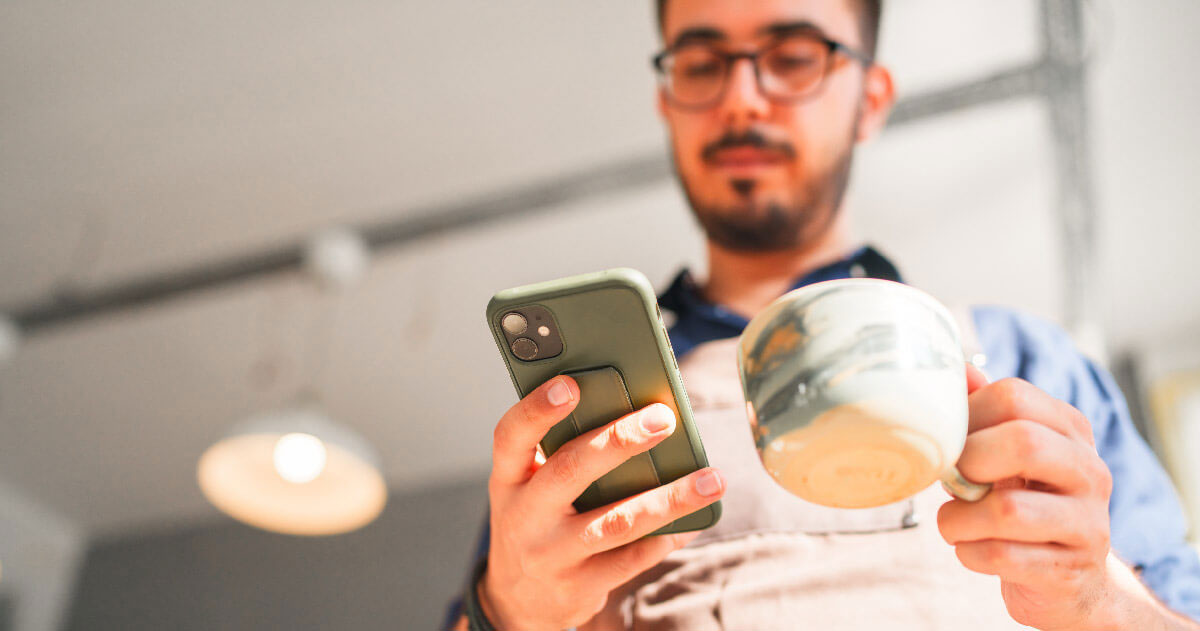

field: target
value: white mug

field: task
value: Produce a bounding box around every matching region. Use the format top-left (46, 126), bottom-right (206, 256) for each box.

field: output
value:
top-left (737, 278), bottom-right (990, 508)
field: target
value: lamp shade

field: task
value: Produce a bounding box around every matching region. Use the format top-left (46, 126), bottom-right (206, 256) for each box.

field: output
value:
top-left (198, 408), bottom-right (386, 536)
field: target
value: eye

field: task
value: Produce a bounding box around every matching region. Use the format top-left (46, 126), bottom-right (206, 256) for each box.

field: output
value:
top-left (771, 55), bottom-right (818, 70)
top-left (681, 60), bottom-right (723, 78)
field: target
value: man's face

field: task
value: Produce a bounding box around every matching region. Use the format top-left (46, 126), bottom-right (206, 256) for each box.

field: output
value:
top-left (658, 0), bottom-right (877, 252)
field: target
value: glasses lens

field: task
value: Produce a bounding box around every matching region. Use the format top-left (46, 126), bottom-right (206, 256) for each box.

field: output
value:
top-left (664, 44), bottom-right (727, 106)
top-left (760, 35), bottom-right (829, 99)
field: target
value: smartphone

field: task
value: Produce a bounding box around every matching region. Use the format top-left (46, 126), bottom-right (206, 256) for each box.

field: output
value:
top-left (486, 268), bottom-right (721, 535)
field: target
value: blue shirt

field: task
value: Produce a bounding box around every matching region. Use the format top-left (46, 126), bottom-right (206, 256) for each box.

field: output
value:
top-left (448, 245), bottom-right (1200, 625)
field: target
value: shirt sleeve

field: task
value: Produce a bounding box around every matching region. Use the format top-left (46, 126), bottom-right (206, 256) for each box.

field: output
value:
top-left (1084, 357), bottom-right (1200, 620)
top-left (974, 306), bottom-right (1200, 621)
top-left (443, 512), bottom-right (491, 629)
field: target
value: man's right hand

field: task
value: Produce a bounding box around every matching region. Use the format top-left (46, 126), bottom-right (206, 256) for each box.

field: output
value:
top-left (479, 375), bottom-right (725, 630)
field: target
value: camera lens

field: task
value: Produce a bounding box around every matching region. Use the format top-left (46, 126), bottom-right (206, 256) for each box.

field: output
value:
top-left (501, 312), bottom-right (528, 335)
top-left (511, 337), bottom-right (538, 361)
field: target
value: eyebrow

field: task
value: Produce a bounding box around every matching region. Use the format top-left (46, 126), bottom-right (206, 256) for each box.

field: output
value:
top-left (669, 20), bottom-right (825, 48)
top-left (670, 26), bottom-right (726, 48)
top-left (758, 20), bottom-right (824, 39)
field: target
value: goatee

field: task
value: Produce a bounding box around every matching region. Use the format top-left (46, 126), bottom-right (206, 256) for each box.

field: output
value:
top-left (679, 130), bottom-right (857, 253)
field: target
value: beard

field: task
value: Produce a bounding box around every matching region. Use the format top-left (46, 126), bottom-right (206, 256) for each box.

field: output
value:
top-left (678, 128), bottom-right (858, 253)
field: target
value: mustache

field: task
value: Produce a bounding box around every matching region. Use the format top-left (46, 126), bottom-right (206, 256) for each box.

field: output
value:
top-left (702, 129), bottom-right (796, 163)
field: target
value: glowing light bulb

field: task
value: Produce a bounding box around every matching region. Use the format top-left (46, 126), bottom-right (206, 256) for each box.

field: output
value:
top-left (273, 433), bottom-right (327, 483)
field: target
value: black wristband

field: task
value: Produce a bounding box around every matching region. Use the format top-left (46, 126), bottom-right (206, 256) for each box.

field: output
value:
top-left (464, 557), bottom-right (498, 631)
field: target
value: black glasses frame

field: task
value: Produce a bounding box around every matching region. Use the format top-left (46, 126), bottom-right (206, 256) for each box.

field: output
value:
top-left (651, 33), bottom-right (873, 110)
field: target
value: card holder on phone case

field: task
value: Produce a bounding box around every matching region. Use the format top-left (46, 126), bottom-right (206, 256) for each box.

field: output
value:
top-left (563, 366), bottom-right (662, 513)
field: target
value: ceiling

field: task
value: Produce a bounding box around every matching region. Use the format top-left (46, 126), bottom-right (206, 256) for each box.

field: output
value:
top-left (1, 0), bottom-right (1198, 545)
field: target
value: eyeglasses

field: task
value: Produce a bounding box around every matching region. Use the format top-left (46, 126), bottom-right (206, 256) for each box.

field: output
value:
top-left (651, 32), bottom-right (872, 109)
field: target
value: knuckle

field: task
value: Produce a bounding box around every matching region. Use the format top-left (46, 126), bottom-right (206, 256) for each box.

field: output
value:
top-left (992, 491), bottom-right (1022, 522)
top-left (512, 398), bottom-right (538, 427)
top-left (491, 420), bottom-right (512, 451)
top-left (578, 522), bottom-right (604, 549)
top-left (550, 448), bottom-right (581, 486)
top-left (608, 419), bottom-right (641, 451)
top-left (600, 509), bottom-right (636, 539)
top-left (983, 541), bottom-right (1010, 567)
top-left (1094, 462), bottom-right (1114, 498)
top-left (664, 481), bottom-right (690, 514)
top-left (979, 542), bottom-right (1008, 571)
top-left (1008, 421), bottom-right (1042, 460)
top-left (611, 543), bottom-right (650, 578)
top-left (992, 378), bottom-right (1030, 416)
top-left (1068, 408), bottom-right (1092, 438)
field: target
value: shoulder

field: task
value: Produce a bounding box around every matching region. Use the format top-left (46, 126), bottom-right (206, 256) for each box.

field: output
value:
top-left (967, 304), bottom-right (1126, 444)
top-left (969, 305), bottom-right (1088, 390)
top-left (969, 305), bottom-right (1081, 361)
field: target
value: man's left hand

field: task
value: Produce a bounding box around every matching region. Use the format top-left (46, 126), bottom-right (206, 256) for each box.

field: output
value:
top-left (939, 365), bottom-right (1136, 630)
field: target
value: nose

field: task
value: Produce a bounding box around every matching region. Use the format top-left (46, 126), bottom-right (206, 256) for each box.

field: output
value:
top-left (719, 56), bottom-right (770, 125)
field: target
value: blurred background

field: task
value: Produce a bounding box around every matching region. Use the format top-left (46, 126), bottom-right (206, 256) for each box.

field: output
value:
top-left (1, 1), bottom-right (1199, 629)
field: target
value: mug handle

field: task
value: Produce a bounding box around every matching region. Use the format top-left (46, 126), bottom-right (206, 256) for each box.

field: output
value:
top-left (940, 467), bottom-right (991, 502)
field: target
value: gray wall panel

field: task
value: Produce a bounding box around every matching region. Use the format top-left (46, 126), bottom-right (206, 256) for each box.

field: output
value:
top-left (65, 479), bottom-right (487, 631)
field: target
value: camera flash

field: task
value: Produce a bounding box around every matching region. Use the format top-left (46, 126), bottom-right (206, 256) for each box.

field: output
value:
top-left (537, 325), bottom-right (550, 337)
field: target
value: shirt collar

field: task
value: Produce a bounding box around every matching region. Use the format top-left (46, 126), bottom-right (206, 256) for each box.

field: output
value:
top-left (658, 244), bottom-right (902, 320)
top-left (657, 245), bottom-right (903, 361)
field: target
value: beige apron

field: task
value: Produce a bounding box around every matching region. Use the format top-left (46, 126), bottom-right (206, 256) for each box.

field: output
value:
top-left (580, 311), bottom-right (1031, 630)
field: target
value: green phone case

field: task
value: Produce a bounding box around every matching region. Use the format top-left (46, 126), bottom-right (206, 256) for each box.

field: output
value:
top-left (486, 268), bottom-right (721, 534)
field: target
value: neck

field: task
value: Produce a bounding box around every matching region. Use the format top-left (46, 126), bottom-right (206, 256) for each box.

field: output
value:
top-left (701, 209), bottom-right (856, 320)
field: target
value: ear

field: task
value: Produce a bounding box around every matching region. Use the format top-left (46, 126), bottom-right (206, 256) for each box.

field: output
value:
top-left (855, 63), bottom-right (896, 143)
top-left (656, 86), bottom-right (669, 119)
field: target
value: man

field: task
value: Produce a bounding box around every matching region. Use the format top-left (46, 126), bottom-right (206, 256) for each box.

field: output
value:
top-left (449, 1), bottom-right (1200, 628)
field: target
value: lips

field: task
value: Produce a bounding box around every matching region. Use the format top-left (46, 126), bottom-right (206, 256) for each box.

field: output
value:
top-left (709, 146), bottom-right (787, 166)
top-left (707, 146), bottom-right (790, 175)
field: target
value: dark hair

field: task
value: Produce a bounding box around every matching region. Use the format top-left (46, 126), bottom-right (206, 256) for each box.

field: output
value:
top-left (655, 0), bottom-right (883, 57)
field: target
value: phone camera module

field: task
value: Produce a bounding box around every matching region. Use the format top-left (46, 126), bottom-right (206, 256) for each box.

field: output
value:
top-left (498, 305), bottom-right (561, 360)
top-left (511, 337), bottom-right (538, 361)
top-left (501, 312), bottom-right (528, 335)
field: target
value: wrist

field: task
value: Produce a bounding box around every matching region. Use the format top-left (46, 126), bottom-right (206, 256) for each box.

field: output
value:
top-left (476, 563), bottom-right (554, 631)
top-left (1086, 552), bottom-right (1178, 631)
top-left (476, 570), bottom-right (507, 629)
top-left (463, 558), bottom-right (502, 631)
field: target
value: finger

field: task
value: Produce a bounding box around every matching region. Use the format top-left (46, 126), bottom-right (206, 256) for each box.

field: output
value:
top-left (527, 403), bottom-right (678, 509)
top-left (524, 445), bottom-right (548, 479)
top-left (953, 540), bottom-right (1088, 588)
top-left (579, 531), bottom-right (699, 587)
top-left (956, 420), bottom-right (1098, 493)
top-left (968, 377), bottom-right (1094, 445)
top-left (965, 361), bottom-right (989, 394)
top-left (937, 488), bottom-right (1099, 547)
top-left (490, 376), bottom-right (580, 487)
top-left (568, 468), bottom-right (725, 556)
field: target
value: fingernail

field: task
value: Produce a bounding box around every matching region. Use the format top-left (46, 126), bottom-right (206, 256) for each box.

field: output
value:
top-left (547, 380), bottom-right (572, 406)
top-left (694, 470), bottom-right (723, 497)
top-left (640, 407), bottom-right (674, 434)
